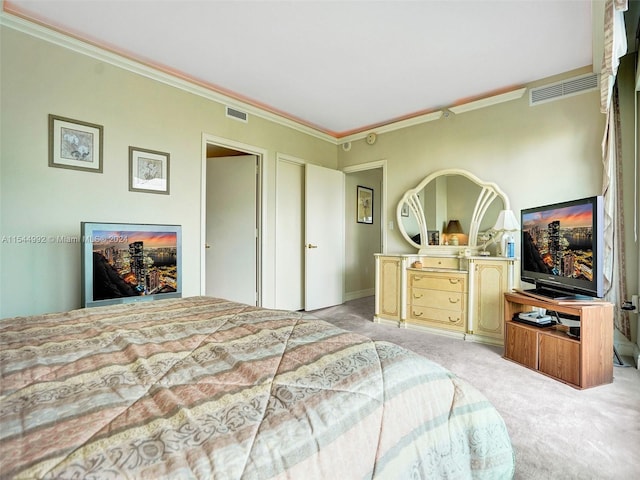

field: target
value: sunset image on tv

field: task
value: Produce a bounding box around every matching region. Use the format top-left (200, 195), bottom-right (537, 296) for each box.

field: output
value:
top-left (522, 204), bottom-right (594, 282)
top-left (92, 230), bottom-right (178, 300)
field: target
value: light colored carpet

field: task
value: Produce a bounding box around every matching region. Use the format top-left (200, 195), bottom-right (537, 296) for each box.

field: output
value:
top-left (310, 296), bottom-right (640, 480)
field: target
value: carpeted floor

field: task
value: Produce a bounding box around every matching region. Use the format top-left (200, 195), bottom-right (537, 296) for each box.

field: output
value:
top-left (310, 296), bottom-right (640, 480)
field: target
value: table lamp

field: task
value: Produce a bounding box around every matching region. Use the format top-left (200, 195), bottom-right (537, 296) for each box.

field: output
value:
top-left (492, 210), bottom-right (520, 256)
top-left (445, 220), bottom-right (463, 246)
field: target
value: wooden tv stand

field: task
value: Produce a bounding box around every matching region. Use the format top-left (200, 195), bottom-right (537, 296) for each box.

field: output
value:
top-left (503, 292), bottom-right (613, 389)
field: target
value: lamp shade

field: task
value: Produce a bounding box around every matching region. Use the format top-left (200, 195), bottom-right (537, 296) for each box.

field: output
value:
top-left (445, 220), bottom-right (463, 234)
top-left (492, 210), bottom-right (520, 232)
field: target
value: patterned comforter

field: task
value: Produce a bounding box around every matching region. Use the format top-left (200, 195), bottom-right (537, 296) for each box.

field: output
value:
top-left (0, 296), bottom-right (514, 479)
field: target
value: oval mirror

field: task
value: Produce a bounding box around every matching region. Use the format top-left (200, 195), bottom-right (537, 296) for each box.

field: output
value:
top-left (397, 169), bottom-right (511, 254)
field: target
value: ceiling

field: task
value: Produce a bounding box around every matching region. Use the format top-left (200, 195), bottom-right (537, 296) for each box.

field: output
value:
top-left (3, 1), bottom-right (601, 138)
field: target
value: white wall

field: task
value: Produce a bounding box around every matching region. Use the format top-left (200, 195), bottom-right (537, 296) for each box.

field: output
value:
top-left (0, 25), bottom-right (337, 318)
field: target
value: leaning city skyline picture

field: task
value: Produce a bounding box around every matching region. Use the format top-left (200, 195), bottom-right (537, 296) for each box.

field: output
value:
top-left (92, 229), bottom-right (178, 300)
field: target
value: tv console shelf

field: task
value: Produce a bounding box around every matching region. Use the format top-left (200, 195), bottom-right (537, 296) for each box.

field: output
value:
top-left (504, 292), bottom-right (613, 389)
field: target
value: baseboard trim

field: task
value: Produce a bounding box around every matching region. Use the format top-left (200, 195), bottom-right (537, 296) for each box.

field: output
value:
top-left (403, 322), bottom-right (466, 341)
top-left (465, 334), bottom-right (504, 347)
top-left (373, 316), bottom-right (401, 327)
top-left (344, 288), bottom-right (374, 302)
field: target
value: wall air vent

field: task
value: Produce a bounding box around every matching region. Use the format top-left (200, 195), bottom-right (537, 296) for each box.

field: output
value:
top-left (226, 106), bottom-right (248, 122)
top-left (529, 73), bottom-right (598, 106)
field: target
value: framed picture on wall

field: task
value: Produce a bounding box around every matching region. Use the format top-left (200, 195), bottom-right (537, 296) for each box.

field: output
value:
top-left (357, 185), bottom-right (373, 224)
top-left (129, 146), bottom-right (170, 194)
top-left (48, 114), bottom-right (103, 173)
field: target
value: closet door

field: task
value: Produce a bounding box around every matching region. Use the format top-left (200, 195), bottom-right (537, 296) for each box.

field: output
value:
top-left (275, 159), bottom-right (304, 310)
top-left (275, 161), bottom-right (345, 311)
top-left (304, 164), bottom-right (345, 310)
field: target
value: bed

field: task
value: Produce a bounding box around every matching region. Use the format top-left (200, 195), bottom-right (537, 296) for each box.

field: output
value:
top-left (1, 296), bottom-right (514, 479)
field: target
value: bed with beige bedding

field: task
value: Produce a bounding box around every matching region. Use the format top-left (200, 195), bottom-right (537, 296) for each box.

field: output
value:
top-left (1, 296), bottom-right (514, 479)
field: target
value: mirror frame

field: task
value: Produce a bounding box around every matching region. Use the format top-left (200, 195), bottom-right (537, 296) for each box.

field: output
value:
top-left (396, 168), bottom-right (511, 255)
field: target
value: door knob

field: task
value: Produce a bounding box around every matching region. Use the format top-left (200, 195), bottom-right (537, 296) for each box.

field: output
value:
top-left (307, 244), bottom-right (318, 249)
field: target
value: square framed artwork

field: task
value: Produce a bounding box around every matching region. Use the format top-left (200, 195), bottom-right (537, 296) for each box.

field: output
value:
top-left (401, 203), bottom-right (410, 217)
top-left (357, 185), bottom-right (373, 224)
top-left (428, 230), bottom-right (440, 245)
top-left (129, 146), bottom-right (170, 195)
top-left (48, 114), bottom-right (103, 173)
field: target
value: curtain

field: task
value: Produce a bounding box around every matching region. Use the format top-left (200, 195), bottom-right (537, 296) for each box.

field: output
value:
top-left (602, 87), bottom-right (631, 340)
top-left (600, 0), bottom-right (628, 115)
top-left (600, 0), bottom-right (631, 340)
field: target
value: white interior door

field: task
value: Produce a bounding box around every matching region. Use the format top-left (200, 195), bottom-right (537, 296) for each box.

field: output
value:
top-left (205, 155), bottom-right (257, 305)
top-left (275, 159), bottom-right (304, 310)
top-left (304, 164), bottom-right (345, 310)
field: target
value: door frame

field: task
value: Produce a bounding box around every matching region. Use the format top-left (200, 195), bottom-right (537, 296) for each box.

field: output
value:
top-left (201, 133), bottom-right (267, 305)
top-left (342, 159), bottom-right (388, 253)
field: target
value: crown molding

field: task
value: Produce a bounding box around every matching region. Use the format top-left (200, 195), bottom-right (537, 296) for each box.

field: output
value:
top-left (448, 88), bottom-right (527, 114)
top-left (339, 110), bottom-right (444, 145)
top-left (0, 10), bottom-right (339, 144)
top-left (0, 10), bottom-right (531, 145)
top-left (339, 87), bottom-right (525, 145)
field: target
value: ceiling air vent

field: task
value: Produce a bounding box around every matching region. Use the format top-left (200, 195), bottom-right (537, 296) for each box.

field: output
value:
top-left (529, 73), bottom-right (598, 106)
top-left (226, 106), bottom-right (248, 122)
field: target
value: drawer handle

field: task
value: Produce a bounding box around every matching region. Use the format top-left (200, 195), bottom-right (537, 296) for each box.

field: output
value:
top-left (413, 293), bottom-right (424, 299)
top-left (449, 316), bottom-right (459, 323)
top-left (413, 311), bottom-right (423, 317)
top-left (448, 297), bottom-right (460, 304)
top-left (448, 278), bottom-right (460, 284)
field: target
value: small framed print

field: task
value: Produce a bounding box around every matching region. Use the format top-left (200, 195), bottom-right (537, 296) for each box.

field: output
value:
top-left (401, 203), bottom-right (410, 217)
top-left (428, 230), bottom-right (440, 246)
top-left (129, 147), bottom-right (170, 195)
top-left (48, 114), bottom-right (103, 173)
top-left (357, 185), bottom-right (374, 224)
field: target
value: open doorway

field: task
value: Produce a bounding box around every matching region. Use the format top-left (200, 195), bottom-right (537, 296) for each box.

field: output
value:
top-left (343, 161), bottom-right (386, 302)
top-left (201, 135), bottom-right (265, 306)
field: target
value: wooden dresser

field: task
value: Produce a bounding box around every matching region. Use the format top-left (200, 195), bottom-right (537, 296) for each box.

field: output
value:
top-left (407, 269), bottom-right (467, 333)
top-left (375, 253), bottom-right (518, 345)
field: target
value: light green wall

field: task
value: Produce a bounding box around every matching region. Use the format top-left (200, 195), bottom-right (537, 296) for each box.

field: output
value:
top-left (339, 66), bottom-right (640, 346)
top-left (0, 26), bottom-right (337, 317)
top-left (345, 169), bottom-right (382, 297)
top-left (2, 23), bottom-right (637, 349)
top-left (339, 67), bottom-right (606, 254)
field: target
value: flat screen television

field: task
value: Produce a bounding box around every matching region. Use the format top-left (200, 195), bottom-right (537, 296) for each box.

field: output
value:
top-left (81, 222), bottom-right (182, 308)
top-left (520, 195), bottom-right (604, 299)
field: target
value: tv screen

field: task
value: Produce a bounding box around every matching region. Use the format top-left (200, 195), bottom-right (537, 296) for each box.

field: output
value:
top-left (81, 222), bottom-right (182, 308)
top-left (520, 196), bottom-right (604, 299)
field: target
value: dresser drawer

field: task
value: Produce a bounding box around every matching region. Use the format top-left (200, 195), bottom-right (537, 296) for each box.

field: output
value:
top-left (407, 305), bottom-right (466, 331)
top-left (408, 272), bottom-right (466, 293)
top-left (410, 288), bottom-right (465, 311)
top-left (420, 257), bottom-right (460, 270)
